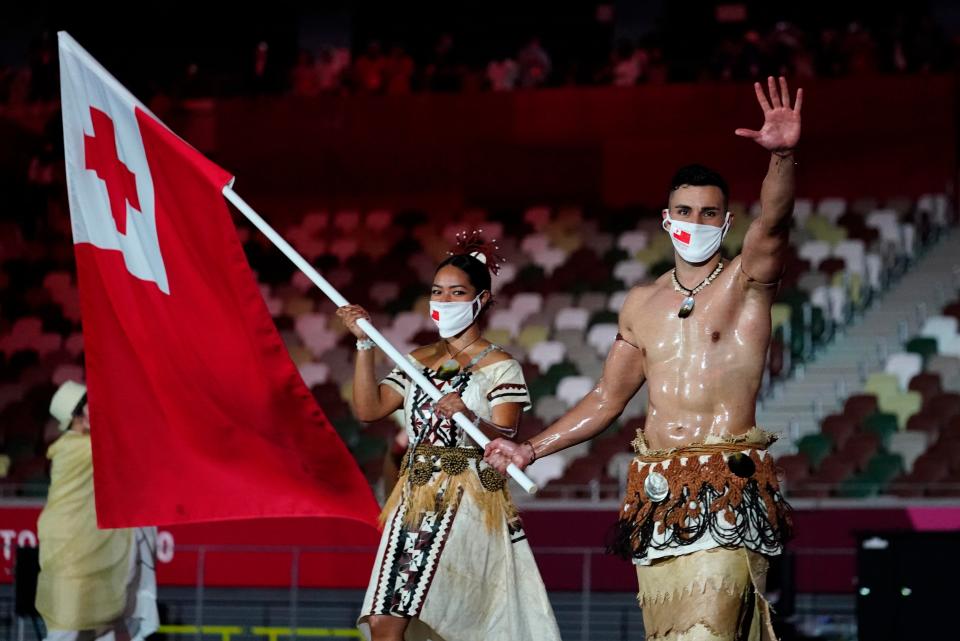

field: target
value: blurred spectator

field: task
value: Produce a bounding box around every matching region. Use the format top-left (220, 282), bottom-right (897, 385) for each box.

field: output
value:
top-left (24, 142), bottom-right (59, 240)
top-left (487, 55), bottom-right (518, 91)
top-left (609, 40), bottom-right (648, 87)
top-left (29, 36), bottom-right (57, 103)
top-left (790, 36), bottom-right (817, 79)
top-left (910, 15), bottom-right (951, 73)
top-left (383, 45), bottom-right (414, 95)
top-left (517, 36), bottom-right (551, 88)
top-left (816, 28), bottom-right (846, 77)
top-left (248, 38), bottom-right (293, 95)
top-left (181, 62), bottom-right (208, 99)
top-left (890, 15), bottom-right (911, 74)
top-left (735, 30), bottom-right (766, 80)
top-left (291, 49), bottom-right (322, 97)
top-left (713, 37), bottom-right (742, 81)
top-left (353, 41), bottom-right (386, 93)
top-left (6, 66), bottom-right (31, 105)
top-left (27, 143), bottom-right (57, 189)
top-left (424, 33), bottom-right (463, 92)
top-left (316, 47), bottom-right (348, 93)
top-left (843, 22), bottom-right (879, 75)
top-left (250, 41), bottom-right (272, 94)
top-left (646, 47), bottom-right (669, 84)
top-left (768, 22), bottom-right (804, 77)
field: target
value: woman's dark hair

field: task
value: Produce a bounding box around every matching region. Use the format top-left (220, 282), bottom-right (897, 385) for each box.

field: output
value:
top-left (435, 253), bottom-right (492, 294)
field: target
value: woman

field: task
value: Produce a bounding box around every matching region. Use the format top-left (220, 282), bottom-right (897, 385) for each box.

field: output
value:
top-left (338, 233), bottom-right (560, 641)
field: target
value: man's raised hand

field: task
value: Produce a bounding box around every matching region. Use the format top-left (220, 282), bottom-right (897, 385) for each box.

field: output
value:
top-left (735, 75), bottom-right (802, 153)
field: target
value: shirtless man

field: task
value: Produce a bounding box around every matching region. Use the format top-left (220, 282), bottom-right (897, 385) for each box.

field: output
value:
top-left (485, 77), bottom-right (803, 641)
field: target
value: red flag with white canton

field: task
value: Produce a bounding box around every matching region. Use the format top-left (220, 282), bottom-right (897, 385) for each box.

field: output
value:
top-left (58, 32), bottom-right (379, 528)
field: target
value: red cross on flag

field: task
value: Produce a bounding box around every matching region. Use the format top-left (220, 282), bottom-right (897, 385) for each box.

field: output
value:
top-left (59, 32), bottom-right (379, 529)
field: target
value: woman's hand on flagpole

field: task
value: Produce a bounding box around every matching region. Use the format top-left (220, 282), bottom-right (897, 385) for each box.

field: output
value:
top-left (336, 304), bottom-right (371, 340)
top-left (434, 393), bottom-right (471, 421)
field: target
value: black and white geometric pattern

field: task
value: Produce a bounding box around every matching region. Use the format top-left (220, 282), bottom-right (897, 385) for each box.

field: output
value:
top-left (408, 368), bottom-right (472, 448)
top-left (369, 490), bottom-right (460, 617)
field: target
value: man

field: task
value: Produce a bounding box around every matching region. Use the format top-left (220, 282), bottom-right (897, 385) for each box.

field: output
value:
top-left (485, 77), bottom-right (803, 641)
top-left (36, 381), bottom-right (158, 641)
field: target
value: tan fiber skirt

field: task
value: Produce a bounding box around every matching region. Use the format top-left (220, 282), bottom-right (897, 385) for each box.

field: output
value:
top-left (635, 547), bottom-right (777, 641)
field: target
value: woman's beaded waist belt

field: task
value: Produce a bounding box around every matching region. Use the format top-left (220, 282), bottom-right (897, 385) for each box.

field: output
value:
top-left (402, 444), bottom-right (505, 492)
top-left (412, 444), bottom-right (484, 459)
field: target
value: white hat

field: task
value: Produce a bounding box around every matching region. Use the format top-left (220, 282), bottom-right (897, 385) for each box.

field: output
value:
top-left (49, 380), bottom-right (87, 431)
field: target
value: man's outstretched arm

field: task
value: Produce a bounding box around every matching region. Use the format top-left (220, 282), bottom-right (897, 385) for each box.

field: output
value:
top-left (483, 292), bottom-right (647, 473)
top-left (738, 76), bottom-right (803, 284)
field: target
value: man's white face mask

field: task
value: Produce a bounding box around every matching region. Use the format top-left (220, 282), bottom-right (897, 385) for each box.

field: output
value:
top-left (662, 209), bottom-right (731, 264)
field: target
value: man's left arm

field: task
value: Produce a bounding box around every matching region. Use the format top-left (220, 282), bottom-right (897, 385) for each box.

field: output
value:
top-left (737, 76), bottom-right (803, 284)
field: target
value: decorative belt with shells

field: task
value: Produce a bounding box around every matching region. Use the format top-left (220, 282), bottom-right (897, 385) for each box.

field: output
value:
top-left (402, 444), bottom-right (507, 493)
top-left (634, 443), bottom-right (768, 503)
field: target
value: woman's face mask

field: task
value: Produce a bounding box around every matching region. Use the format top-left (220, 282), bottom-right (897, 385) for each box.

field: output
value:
top-left (662, 209), bottom-right (731, 264)
top-left (429, 292), bottom-right (486, 338)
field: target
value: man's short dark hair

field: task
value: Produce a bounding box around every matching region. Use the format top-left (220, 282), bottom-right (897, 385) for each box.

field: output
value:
top-left (669, 164), bottom-right (729, 206)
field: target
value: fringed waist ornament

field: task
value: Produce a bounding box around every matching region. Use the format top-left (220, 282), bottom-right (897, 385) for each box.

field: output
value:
top-left (609, 439), bottom-right (793, 560)
top-left (381, 445), bottom-right (516, 532)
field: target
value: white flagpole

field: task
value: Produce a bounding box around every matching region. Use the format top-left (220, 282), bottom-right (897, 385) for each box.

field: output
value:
top-left (223, 186), bottom-right (538, 494)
